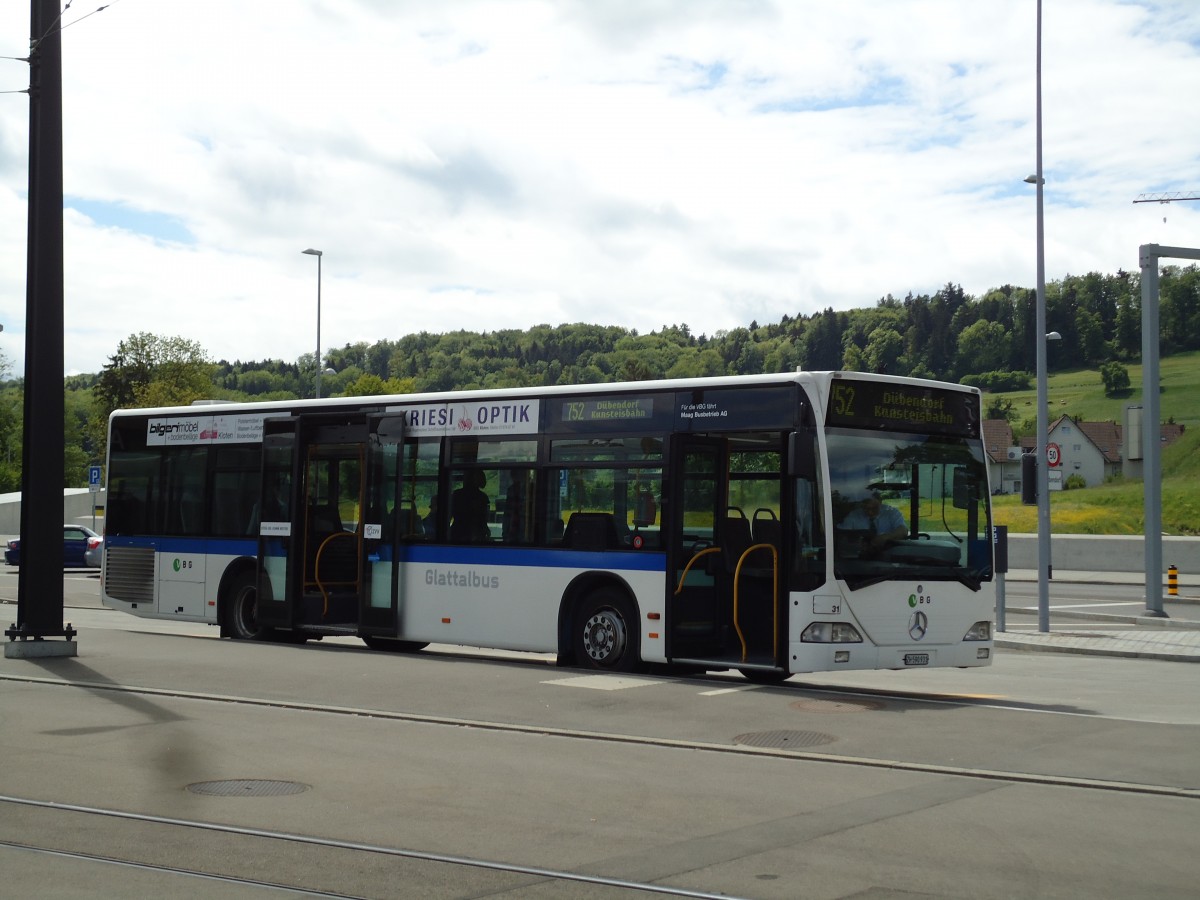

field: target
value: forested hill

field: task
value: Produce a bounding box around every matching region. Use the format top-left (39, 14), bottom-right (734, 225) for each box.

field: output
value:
top-left (212, 267), bottom-right (1200, 400)
top-left (5, 266), bottom-right (1193, 492)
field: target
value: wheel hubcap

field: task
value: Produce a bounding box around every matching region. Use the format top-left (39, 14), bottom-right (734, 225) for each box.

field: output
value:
top-left (583, 609), bottom-right (626, 663)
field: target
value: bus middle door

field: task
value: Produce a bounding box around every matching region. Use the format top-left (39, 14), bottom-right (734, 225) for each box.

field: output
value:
top-left (255, 416), bottom-right (302, 631)
top-left (360, 414), bottom-right (405, 637)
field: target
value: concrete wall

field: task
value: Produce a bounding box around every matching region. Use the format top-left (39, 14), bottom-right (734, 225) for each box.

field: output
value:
top-left (0, 489), bottom-right (105, 535)
top-left (1005, 533), bottom-right (1200, 574)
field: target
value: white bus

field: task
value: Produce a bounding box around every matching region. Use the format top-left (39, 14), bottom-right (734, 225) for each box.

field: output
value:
top-left (101, 371), bottom-right (994, 680)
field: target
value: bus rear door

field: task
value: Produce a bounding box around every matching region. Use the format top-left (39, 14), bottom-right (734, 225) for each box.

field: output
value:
top-left (256, 413), bottom-right (369, 635)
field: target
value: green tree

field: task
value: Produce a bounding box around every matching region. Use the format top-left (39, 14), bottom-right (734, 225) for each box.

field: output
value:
top-left (665, 348), bottom-right (726, 379)
top-left (90, 333), bottom-right (215, 458)
top-left (1160, 265), bottom-right (1200, 354)
top-left (984, 395), bottom-right (1016, 423)
top-left (955, 320), bottom-right (1010, 376)
top-left (341, 373), bottom-right (417, 396)
top-left (0, 350), bottom-right (20, 491)
top-left (1100, 361), bottom-right (1131, 396)
top-left (1113, 290), bottom-right (1140, 360)
top-left (863, 327), bottom-right (904, 374)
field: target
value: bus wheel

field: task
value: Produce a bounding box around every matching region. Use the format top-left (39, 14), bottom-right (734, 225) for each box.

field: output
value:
top-left (575, 589), bottom-right (639, 672)
top-left (227, 572), bottom-right (268, 641)
top-left (362, 637), bottom-right (429, 653)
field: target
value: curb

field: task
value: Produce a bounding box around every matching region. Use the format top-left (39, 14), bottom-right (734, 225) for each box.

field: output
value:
top-left (995, 637), bottom-right (1200, 663)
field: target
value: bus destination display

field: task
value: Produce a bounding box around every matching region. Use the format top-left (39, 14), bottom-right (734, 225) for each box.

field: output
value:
top-left (561, 398), bottom-right (655, 423)
top-left (826, 378), bottom-right (978, 437)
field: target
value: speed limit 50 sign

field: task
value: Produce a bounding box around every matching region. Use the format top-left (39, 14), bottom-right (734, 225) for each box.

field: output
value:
top-left (1046, 443), bottom-right (1061, 467)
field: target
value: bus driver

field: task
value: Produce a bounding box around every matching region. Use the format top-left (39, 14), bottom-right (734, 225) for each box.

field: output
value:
top-left (841, 490), bottom-right (907, 553)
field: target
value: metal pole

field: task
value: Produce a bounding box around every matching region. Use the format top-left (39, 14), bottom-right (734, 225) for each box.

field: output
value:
top-left (315, 252), bottom-right (322, 399)
top-left (1140, 245), bottom-right (1161, 615)
top-left (1032, 0), bottom-right (1051, 633)
top-left (302, 248), bottom-right (323, 398)
top-left (7, 0), bottom-right (75, 656)
top-left (1137, 243), bottom-right (1200, 616)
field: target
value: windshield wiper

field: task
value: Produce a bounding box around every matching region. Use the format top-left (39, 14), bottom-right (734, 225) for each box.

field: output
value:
top-left (952, 568), bottom-right (982, 591)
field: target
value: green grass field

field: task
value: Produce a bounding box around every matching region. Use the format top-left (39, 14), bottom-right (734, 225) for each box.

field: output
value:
top-left (999, 350), bottom-right (1200, 429)
top-left (989, 351), bottom-right (1200, 535)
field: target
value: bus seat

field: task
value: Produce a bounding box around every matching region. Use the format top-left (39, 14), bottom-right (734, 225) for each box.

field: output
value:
top-left (397, 504), bottom-right (419, 538)
top-left (721, 515), bottom-right (753, 573)
top-left (753, 508), bottom-right (782, 550)
top-left (310, 503), bottom-right (343, 535)
top-left (563, 513), bottom-right (619, 551)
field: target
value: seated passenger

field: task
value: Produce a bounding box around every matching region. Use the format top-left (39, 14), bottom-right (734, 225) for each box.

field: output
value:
top-left (449, 470), bottom-right (491, 542)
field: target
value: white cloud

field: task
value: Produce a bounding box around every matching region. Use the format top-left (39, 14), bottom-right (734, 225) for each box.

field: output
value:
top-left (0, 0), bottom-right (1197, 376)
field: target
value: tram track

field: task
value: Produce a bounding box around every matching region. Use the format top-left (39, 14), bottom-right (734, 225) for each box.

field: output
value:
top-left (3, 670), bottom-right (1196, 801)
top-left (0, 795), bottom-right (747, 899)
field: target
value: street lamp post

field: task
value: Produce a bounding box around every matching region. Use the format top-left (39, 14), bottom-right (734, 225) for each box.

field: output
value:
top-left (302, 248), bottom-right (323, 399)
top-left (1027, 0), bottom-right (1051, 633)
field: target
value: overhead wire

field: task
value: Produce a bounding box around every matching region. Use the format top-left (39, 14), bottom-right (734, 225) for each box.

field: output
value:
top-left (4, 1), bottom-right (125, 94)
top-left (30, 0), bottom-right (126, 53)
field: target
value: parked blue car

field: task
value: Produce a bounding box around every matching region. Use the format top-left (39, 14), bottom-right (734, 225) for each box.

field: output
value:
top-left (4, 524), bottom-right (103, 568)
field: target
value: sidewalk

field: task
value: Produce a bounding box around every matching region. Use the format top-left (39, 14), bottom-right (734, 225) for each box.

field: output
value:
top-left (995, 628), bottom-right (1200, 662)
top-left (997, 568), bottom-right (1200, 662)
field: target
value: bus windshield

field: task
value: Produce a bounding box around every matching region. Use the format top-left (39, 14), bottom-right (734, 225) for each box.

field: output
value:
top-left (827, 428), bottom-right (992, 591)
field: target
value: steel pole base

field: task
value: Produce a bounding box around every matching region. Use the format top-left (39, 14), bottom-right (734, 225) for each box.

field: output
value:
top-left (5, 623), bottom-right (79, 658)
top-left (5, 638), bottom-right (78, 659)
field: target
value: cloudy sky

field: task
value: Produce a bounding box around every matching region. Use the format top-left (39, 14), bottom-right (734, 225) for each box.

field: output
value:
top-left (1, 0), bottom-right (1197, 377)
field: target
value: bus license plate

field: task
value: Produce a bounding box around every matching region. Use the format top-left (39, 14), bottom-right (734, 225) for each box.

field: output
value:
top-left (904, 653), bottom-right (929, 666)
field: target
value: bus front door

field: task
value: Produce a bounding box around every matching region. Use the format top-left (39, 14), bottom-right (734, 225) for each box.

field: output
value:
top-left (668, 435), bottom-right (785, 675)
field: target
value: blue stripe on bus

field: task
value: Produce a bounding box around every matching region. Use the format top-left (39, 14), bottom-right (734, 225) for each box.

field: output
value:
top-left (104, 535), bottom-right (257, 556)
top-left (399, 544), bottom-right (666, 572)
top-left (104, 535), bottom-right (666, 573)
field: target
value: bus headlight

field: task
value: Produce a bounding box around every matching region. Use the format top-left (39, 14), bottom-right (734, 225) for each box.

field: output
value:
top-left (801, 622), bottom-right (863, 643)
top-left (963, 621), bottom-right (992, 641)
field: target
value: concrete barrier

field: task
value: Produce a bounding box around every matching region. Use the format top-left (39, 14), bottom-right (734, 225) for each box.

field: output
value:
top-left (0, 489), bottom-right (105, 535)
top-left (1005, 533), bottom-right (1200, 575)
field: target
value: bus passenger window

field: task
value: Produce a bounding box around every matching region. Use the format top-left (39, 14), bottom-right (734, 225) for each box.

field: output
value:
top-left (500, 471), bottom-right (534, 545)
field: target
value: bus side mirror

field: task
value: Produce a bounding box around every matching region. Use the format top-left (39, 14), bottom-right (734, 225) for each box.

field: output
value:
top-left (952, 468), bottom-right (979, 509)
top-left (788, 430), bottom-right (816, 479)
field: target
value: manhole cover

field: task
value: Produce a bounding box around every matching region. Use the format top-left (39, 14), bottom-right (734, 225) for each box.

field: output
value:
top-left (186, 779), bottom-right (310, 797)
top-left (790, 696), bottom-right (885, 714)
top-left (733, 729), bottom-right (836, 750)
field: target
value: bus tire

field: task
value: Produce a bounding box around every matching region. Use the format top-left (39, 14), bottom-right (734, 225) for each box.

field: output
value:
top-left (226, 571), bottom-right (269, 641)
top-left (574, 588), bottom-right (639, 672)
top-left (362, 636), bottom-right (429, 653)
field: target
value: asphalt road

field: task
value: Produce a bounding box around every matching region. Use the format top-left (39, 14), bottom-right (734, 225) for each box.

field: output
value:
top-left (2, 569), bottom-right (1198, 897)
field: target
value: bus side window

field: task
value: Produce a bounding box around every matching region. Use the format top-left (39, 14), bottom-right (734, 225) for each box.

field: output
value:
top-left (500, 470), bottom-right (535, 545)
